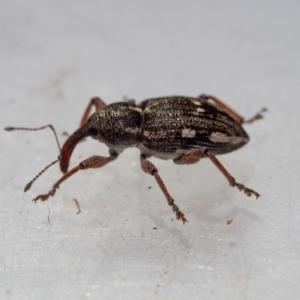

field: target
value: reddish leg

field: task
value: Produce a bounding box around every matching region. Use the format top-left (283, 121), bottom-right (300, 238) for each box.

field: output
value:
top-left (173, 149), bottom-right (205, 165)
top-left (33, 151), bottom-right (118, 202)
top-left (80, 97), bottom-right (106, 126)
top-left (174, 149), bottom-right (259, 198)
top-left (198, 94), bottom-right (266, 124)
top-left (243, 107), bottom-right (267, 124)
top-left (140, 154), bottom-right (187, 224)
top-left (205, 150), bottom-right (260, 198)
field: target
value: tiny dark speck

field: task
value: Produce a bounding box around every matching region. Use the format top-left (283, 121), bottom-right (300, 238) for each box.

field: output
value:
top-left (153, 227), bottom-right (157, 230)
top-left (147, 186), bottom-right (152, 189)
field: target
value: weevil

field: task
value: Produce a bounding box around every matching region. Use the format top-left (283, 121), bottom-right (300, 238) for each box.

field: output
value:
top-left (5, 94), bottom-right (266, 223)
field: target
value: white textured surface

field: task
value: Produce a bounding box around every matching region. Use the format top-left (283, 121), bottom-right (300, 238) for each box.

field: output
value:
top-left (1, 1), bottom-right (300, 299)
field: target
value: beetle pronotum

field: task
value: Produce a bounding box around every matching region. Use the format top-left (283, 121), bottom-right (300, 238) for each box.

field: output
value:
top-left (5, 94), bottom-right (266, 223)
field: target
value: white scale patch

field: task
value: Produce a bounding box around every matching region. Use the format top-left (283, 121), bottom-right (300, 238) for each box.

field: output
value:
top-left (209, 132), bottom-right (231, 143)
top-left (143, 130), bottom-right (151, 138)
top-left (181, 128), bottom-right (196, 138)
top-left (209, 132), bottom-right (246, 145)
top-left (191, 100), bottom-right (202, 105)
top-left (124, 127), bottom-right (138, 134)
top-left (130, 106), bottom-right (143, 113)
top-left (191, 100), bottom-right (205, 112)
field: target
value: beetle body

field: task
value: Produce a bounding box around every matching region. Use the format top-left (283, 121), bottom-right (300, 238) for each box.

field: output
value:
top-left (61, 96), bottom-right (249, 172)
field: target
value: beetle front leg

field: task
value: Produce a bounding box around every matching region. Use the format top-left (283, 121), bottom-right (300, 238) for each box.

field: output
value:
top-left (204, 150), bottom-right (260, 198)
top-left (140, 154), bottom-right (187, 224)
top-left (33, 152), bottom-right (118, 202)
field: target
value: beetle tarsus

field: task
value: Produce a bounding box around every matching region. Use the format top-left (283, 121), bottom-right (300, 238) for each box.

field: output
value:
top-left (233, 182), bottom-right (260, 199)
top-left (171, 203), bottom-right (188, 224)
top-left (140, 155), bottom-right (188, 223)
top-left (243, 107), bottom-right (267, 124)
top-left (33, 188), bottom-right (57, 202)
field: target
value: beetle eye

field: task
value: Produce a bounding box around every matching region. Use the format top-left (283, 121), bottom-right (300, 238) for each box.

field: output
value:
top-left (89, 127), bottom-right (98, 138)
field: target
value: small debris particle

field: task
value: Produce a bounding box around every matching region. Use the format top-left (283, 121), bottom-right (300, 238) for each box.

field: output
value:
top-left (147, 186), bottom-right (152, 189)
top-left (73, 198), bottom-right (82, 214)
top-left (226, 218), bottom-right (233, 225)
top-left (62, 131), bottom-right (69, 137)
top-left (153, 227), bottom-right (157, 230)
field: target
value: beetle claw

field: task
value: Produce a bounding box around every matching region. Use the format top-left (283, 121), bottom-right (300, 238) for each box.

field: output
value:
top-left (235, 182), bottom-right (260, 199)
top-left (171, 203), bottom-right (188, 224)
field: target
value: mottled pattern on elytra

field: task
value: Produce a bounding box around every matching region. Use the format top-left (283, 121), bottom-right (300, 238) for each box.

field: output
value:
top-left (139, 96), bottom-right (249, 155)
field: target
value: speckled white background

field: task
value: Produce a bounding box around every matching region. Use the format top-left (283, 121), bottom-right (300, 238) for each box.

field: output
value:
top-left (1, 1), bottom-right (300, 299)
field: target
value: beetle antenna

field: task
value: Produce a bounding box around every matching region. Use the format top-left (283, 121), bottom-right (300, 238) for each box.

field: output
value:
top-left (24, 158), bottom-right (60, 192)
top-left (5, 124), bottom-right (63, 192)
top-left (4, 125), bottom-right (61, 152)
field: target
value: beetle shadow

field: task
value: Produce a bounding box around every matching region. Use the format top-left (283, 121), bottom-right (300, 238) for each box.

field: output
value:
top-left (85, 152), bottom-right (261, 245)
top-left (180, 157), bottom-right (261, 225)
top-left (186, 194), bottom-right (260, 225)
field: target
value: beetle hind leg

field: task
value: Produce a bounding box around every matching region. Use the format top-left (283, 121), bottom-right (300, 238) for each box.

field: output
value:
top-left (173, 149), bottom-right (259, 198)
top-left (140, 154), bottom-right (187, 224)
top-left (198, 94), bottom-right (266, 125)
top-left (205, 150), bottom-right (260, 198)
top-left (173, 149), bottom-right (205, 165)
top-left (243, 107), bottom-right (267, 124)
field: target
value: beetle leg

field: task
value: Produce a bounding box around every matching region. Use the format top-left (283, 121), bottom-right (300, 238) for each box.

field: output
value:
top-left (204, 150), bottom-right (260, 198)
top-left (198, 94), bottom-right (244, 124)
top-left (80, 97), bottom-right (107, 126)
top-left (198, 94), bottom-right (266, 125)
top-left (140, 154), bottom-right (187, 224)
top-left (174, 149), bottom-right (259, 198)
top-left (243, 107), bottom-right (268, 124)
top-left (173, 149), bottom-right (205, 165)
top-left (32, 152), bottom-right (118, 202)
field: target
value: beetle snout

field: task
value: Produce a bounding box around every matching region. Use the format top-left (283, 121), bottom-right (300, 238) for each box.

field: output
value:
top-left (60, 123), bottom-right (90, 173)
